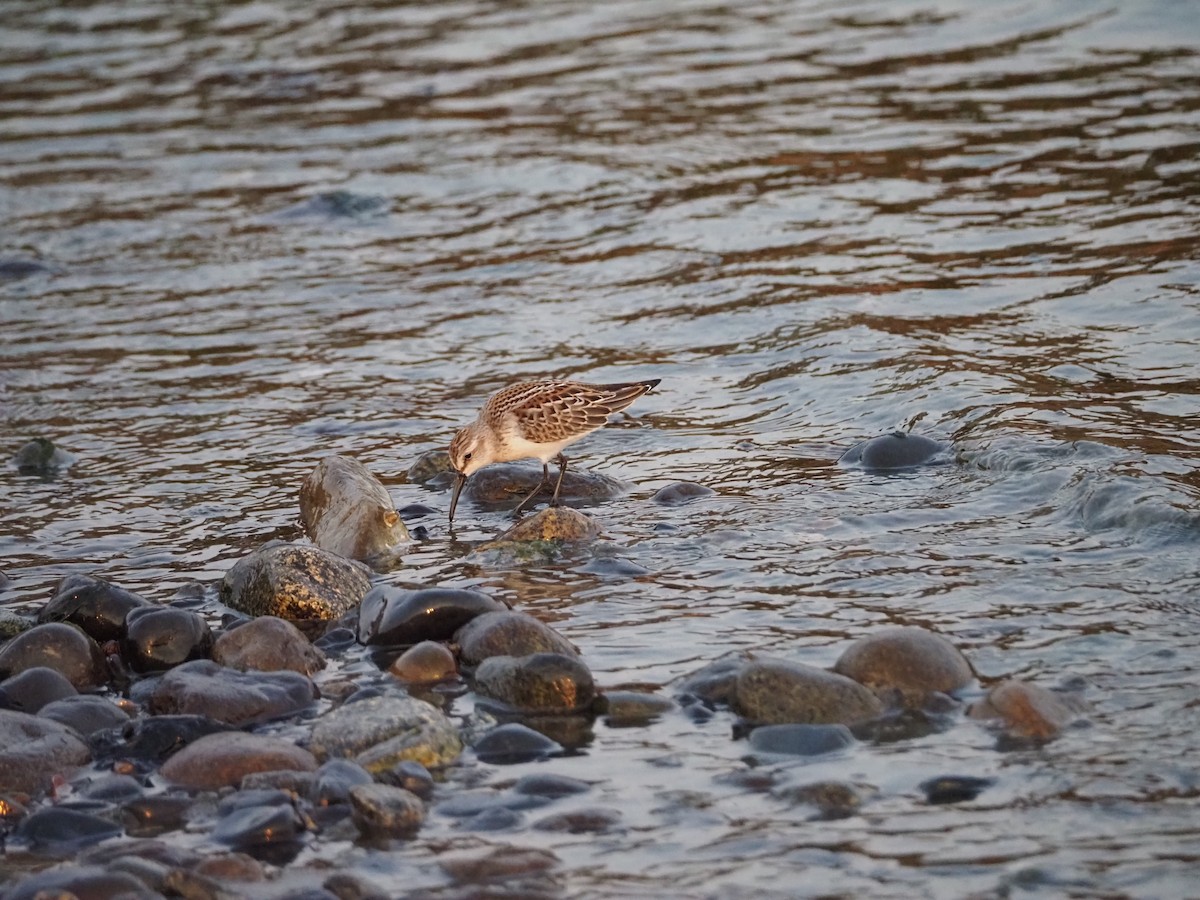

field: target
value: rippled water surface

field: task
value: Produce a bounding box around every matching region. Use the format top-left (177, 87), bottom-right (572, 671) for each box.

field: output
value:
top-left (3, 0), bottom-right (1200, 896)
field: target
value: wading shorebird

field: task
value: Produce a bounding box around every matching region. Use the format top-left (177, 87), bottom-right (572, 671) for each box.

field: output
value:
top-left (447, 379), bottom-right (661, 522)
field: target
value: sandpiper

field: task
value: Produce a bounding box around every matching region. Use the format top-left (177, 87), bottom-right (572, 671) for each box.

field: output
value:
top-left (447, 379), bottom-right (661, 522)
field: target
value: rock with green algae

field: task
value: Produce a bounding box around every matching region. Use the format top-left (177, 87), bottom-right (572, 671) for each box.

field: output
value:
top-left (308, 694), bottom-right (462, 772)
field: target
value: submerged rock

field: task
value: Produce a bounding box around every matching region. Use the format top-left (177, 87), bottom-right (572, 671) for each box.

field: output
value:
top-left (0, 258), bottom-right (53, 281)
top-left (0, 622), bottom-right (108, 690)
top-left (651, 481), bottom-right (716, 505)
top-left (38, 574), bottom-right (151, 642)
top-left (773, 780), bottom-right (877, 819)
top-left (357, 585), bottom-right (505, 647)
top-left (839, 431), bottom-right (947, 469)
top-left (0, 710), bottom-right (91, 795)
top-left (11, 437), bottom-right (75, 475)
top-left (300, 455), bottom-right (410, 562)
top-left (968, 679), bottom-right (1083, 741)
top-left (733, 658), bottom-right (884, 726)
top-left (598, 690), bottom-right (675, 726)
top-left (220, 541), bottom-right (371, 620)
top-left (122, 605), bottom-right (213, 673)
top-left (160, 732), bottom-right (318, 790)
top-left (472, 722), bottom-right (563, 764)
top-left (747, 723), bottom-right (856, 757)
top-left (212, 615), bottom-right (327, 675)
top-left (473, 653), bottom-right (596, 714)
top-left (493, 507), bottom-right (601, 542)
top-left (920, 774), bottom-right (995, 804)
top-left (349, 783), bottom-right (426, 837)
top-left (147, 659), bottom-right (317, 726)
top-left (676, 656), bottom-right (747, 708)
top-left (833, 627), bottom-right (974, 704)
top-left (454, 611), bottom-right (578, 668)
top-left (309, 694), bottom-right (462, 772)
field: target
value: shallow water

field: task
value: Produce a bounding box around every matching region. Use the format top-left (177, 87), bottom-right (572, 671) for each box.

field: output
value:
top-left (3, 0), bottom-right (1200, 896)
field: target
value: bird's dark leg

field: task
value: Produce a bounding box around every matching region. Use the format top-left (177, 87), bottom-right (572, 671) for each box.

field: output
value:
top-left (550, 453), bottom-right (568, 506)
top-left (513, 461), bottom-right (551, 516)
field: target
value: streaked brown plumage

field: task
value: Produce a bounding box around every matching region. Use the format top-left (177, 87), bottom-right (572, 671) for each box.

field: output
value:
top-left (447, 379), bottom-right (661, 521)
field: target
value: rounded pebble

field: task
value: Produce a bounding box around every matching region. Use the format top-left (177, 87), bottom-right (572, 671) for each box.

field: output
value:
top-left (160, 731), bottom-right (318, 790)
top-left (454, 611), bottom-right (578, 668)
top-left (833, 627), bottom-right (974, 702)
top-left (122, 605), bottom-right (214, 673)
top-left (0, 622), bottom-right (108, 690)
top-left (348, 783), bottom-right (426, 837)
top-left (38, 575), bottom-right (151, 643)
top-left (388, 640), bottom-right (458, 683)
top-left (473, 653), bottom-right (595, 713)
top-left (651, 481), bottom-right (716, 505)
top-left (472, 723), bottom-right (563, 765)
top-left (733, 658), bottom-right (884, 725)
top-left (212, 615), bottom-right (327, 675)
top-left (838, 431), bottom-right (947, 469)
top-left (747, 723), bottom-right (856, 757)
top-left (357, 586), bottom-right (504, 647)
top-left (0, 666), bottom-right (77, 713)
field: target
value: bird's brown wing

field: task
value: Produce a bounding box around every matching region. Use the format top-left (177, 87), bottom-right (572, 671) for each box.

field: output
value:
top-left (493, 381), bottom-right (654, 444)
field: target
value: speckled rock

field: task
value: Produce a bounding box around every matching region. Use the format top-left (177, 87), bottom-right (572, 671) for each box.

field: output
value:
top-left (309, 694), bottom-right (462, 772)
top-left (300, 455), bottom-right (410, 562)
top-left (212, 615), bottom-right (326, 675)
top-left (968, 679), bottom-right (1083, 740)
top-left (838, 431), bottom-right (947, 469)
top-left (122, 605), bottom-right (213, 673)
top-left (0, 608), bottom-right (32, 640)
top-left (473, 653), bottom-right (595, 714)
top-left (160, 731), bottom-right (318, 790)
top-left (0, 622), bottom-right (108, 690)
top-left (38, 574), bottom-right (151, 642)
top-left (388, 641), bottom-right (458, 683)
top-left (219, 541), bottom-right (372, 620)
top-left (733, 658), bottom-right (884, 725)
top-left (833, 627), bottom-right (974, 704)
top-left (147, 659), bottom-right (318, 726)
top-left (357, 585), bottom-right (504, 647)
top-left (493, 506), bottom-right (601, 542)
top-left (0, 710), bottom-right (91, 795)
top-left (454, 611), bottom-right (578, 668)
top-left (651, 481), bottom-right (716, 505)
top-left (348, 783), bottom-right (426, 837)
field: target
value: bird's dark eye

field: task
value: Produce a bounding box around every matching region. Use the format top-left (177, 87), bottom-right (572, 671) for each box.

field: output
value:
top-left (464, 452), bottom-right (473, 461)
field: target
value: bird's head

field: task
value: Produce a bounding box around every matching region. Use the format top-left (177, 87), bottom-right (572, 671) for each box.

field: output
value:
top-left (447, 422), bottom-right (494, 523)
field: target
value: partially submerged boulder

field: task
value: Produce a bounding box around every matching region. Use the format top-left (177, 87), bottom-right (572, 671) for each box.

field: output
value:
top-left (300, 456), bottom-right (409, 562)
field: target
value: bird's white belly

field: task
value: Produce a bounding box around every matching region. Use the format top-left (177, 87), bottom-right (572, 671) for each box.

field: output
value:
top-left (499, 431), bottom-right (583, 464)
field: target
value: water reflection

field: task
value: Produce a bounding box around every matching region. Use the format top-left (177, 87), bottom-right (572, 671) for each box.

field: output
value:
top-left (2, 0), bottom-right (1199, 895)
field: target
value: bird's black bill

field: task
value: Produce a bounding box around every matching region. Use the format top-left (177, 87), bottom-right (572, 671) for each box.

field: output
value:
top-left (448, 472), bottom-right (467, 523)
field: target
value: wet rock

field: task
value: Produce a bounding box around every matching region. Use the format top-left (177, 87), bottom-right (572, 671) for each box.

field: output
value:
top-left (160, 731), bottom-right (318, 790)
top-left (14, 806), bottom-right (123, 855)
top-left (11, 437), bottom-right (75, 475)
top-left (0, 258), bottom-right (52, 280)
top-left (406, 450), bottom-right (454, 485)
top-left (473, 653), bottom-right (595, 714)
top-left (324, 871), bottom-right (389, 900)
top-left (212, 615), bottom-right (327, 675)
top-left (968, 679), bottom-right (1083, 741)
top-left (0, 865), bottom-right (148, 900)
top-left (0, 710), bottom-right (91, 795)
top-left (309, 694), bottom-right (462, 772)
top-left (0, 608), bottom-right (32, 640)
top-left (349, 783), bottom-right (426, 837)
top-left (455, 610), bottom-right (578, 668)
top-left (0, 666), bottom-right (77, 712)
top-left (377, 760), bottom-right (435, 800)
top-left (774, 780), bottom-right (876, 819)
top-left (283, 189), bottom-right (389, 219)
top-left (219, 541), bottom-right (371, 620)
top-left (147, 659), bottom-right (317, 726)
top-left (651, 481), bottom-right (716, 505)
top-left (493, 506), bottom-right (601, 542)
top-left (439, 845), bottom-right (559, 882)
top-left (38, 694), bottom-right (130, 736)
top-left (850, 707), bottom-right (945, 744)
top-left (122, 605), bottom-right (214, 673)
top-left (747, 723), bottom-right (856, 757)
top-left (122, 794), bottom-right (193, 837)
top-left (79, 773), bottom-right (144, 803)
top-left (90, 714), bottom-right (232, 765)
top-left (733, 658), bottom-right (884, 725)
top-left (212, 789), bottom-right (309, 851)
top-left (241, 769), bottom-right (316, 794)
top-left (462, 462), bottom-right (626, 509)
top-left (839, 431), bottom-right (948, 469)
top-left (472, 722), bottom-right (563, 764)
top-left (833, 627), bottom-right (974, 704)
top-left (358, 585), bottom-right (504, 647)
top-left (312, 759), bottom-right (374, 816)
top-left (38, 574), bottom-right (151, 642)
top-left (0, 622), bottom-right (108, 690)
top-left (194, 851), bottom-right (266, 882)
top-left (300, 455), bottom-right (410, 561)
top-left (388, 640), bottom-right (458, 683)
top-left (434, 789), bottom-right (548, 821)
top-left (598, 690), bottom-right (675, 726)
top-left (578, 555), bottom-right (652, 578)
top-left (512, 773), bottom-right (591, 798)
top-left (532, 808), bottom-right (622, 834)
top-left (920, 774), bottom-right (995, 804)
top-left (676, 656), bottom-right (747, 708)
